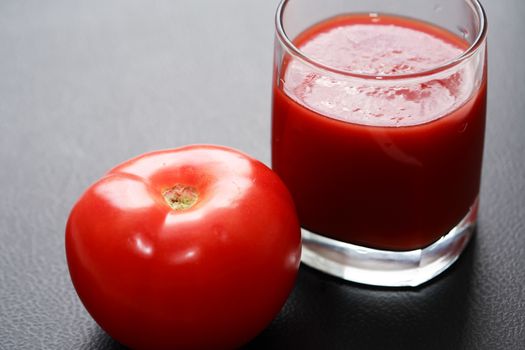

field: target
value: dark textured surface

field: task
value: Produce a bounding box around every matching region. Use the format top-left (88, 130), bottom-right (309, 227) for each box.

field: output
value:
top-left (0, 0), bottom-right (524, 349)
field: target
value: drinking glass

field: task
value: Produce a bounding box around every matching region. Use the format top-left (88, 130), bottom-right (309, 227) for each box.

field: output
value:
top-left (272, 0), bottom-right (487, 287)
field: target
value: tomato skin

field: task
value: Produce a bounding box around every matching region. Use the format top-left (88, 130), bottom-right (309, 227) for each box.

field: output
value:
top-left (66, 145), bottom-right (301, 350)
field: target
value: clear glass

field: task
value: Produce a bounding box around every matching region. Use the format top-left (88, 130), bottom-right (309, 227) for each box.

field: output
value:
top-left (272, 0), bottom-right (487, 287)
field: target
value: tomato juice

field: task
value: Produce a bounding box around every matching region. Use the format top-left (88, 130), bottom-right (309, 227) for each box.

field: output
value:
top-left (272, 14), bottom-right (487, 251)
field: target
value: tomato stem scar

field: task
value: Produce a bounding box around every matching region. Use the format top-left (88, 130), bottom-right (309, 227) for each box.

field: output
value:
top-left (162, 184), bottom-right (198, 210)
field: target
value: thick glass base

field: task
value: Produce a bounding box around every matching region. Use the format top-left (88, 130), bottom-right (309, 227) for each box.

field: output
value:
top-left (301, 200), bottom-right (478, 287)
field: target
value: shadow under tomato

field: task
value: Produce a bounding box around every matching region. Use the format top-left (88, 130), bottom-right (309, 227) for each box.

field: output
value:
top-left (244, 232), bottom-right (477, 350)
top-left (87, 326), bottom-right (128, 350)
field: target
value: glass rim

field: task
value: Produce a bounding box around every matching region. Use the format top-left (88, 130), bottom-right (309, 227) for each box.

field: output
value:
top-left (275, 0), bottom-right (487, 80)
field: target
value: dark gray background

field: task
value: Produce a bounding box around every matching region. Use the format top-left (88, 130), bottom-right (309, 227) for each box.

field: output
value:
top-left (1, 0), bottom-right (524, 349)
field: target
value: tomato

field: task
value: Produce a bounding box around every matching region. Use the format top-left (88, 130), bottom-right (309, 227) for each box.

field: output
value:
top-left (65, 145), bottom-right (301, 350)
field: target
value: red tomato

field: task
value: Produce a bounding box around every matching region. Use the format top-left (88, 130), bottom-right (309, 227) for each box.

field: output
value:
top-left (66, 145), bottom-right (301, 350)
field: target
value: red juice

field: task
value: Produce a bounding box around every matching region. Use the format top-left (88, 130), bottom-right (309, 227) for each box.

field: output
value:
top-left (272, 14), bottom-right (487, 251)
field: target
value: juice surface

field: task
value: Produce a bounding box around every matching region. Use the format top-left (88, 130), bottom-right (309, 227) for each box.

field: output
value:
top-left (272, 14), bottom-right (486, 250)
